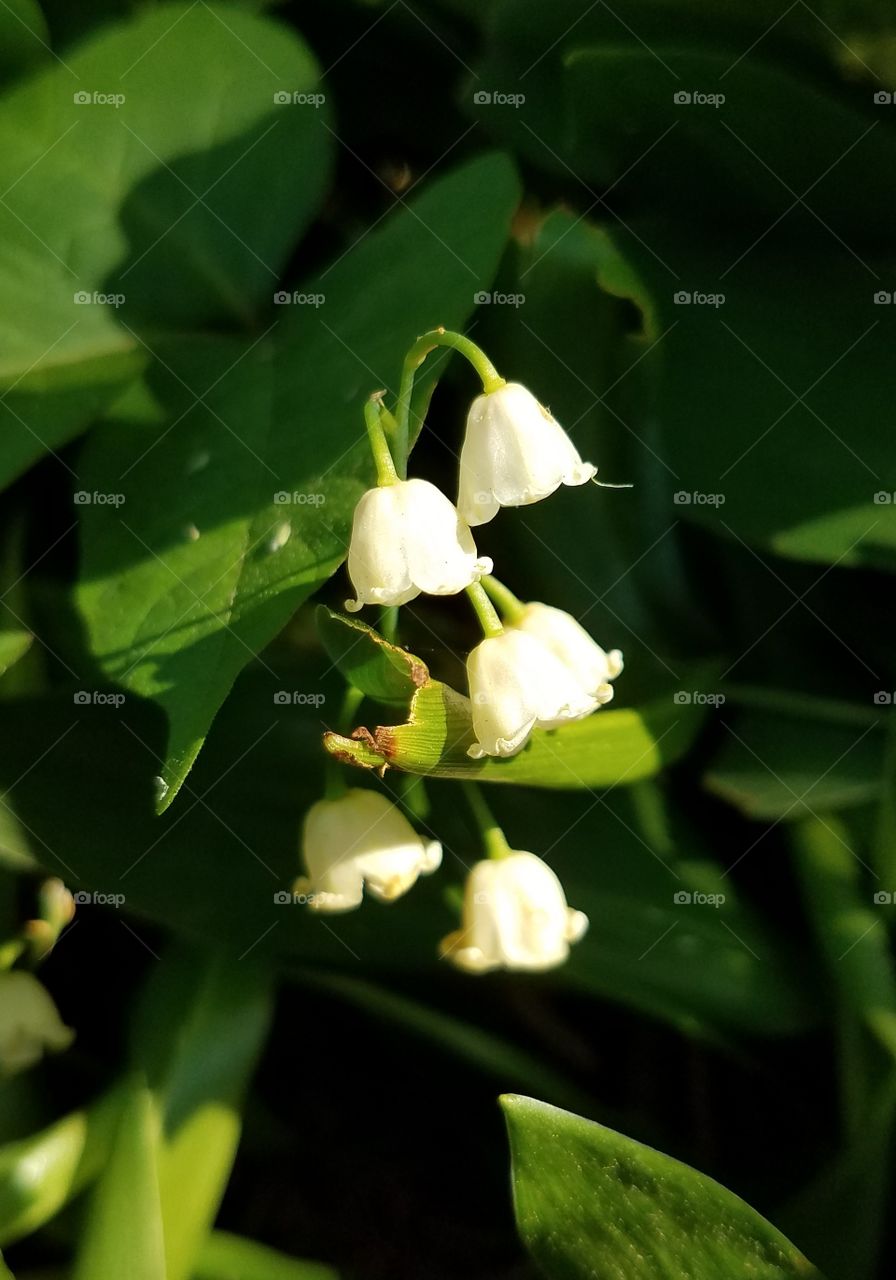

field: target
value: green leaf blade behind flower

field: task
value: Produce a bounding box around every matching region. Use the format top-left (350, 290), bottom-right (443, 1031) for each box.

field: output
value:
top-left (324, 667), bottom-right (713, 787)
top-left (502, 1095), bottom-right (826, 1280)
top-left (315, 606), bottom-right (427, 706)
top-left (75, 152), bottom-right (521, 809)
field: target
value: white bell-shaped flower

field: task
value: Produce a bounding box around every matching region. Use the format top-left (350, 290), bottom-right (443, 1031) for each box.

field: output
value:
top-left (345, 478), bottom-right (492, 611)
top-left (440, 852), bottom-right (588, 973)
top-left (0, 970), bottom-right (74, 1075)
top-left (513, 602), bottom-right (622, 706)
top-left (297, 788), bottom-right (442, 913)
top-left (458, 383), bottom-right (597, 526)
top-left (467, 629), bottom-right (598, 759)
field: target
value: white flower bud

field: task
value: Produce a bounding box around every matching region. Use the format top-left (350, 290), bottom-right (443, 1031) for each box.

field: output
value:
top-left (345, 478), bottom-right (492, 611)
top-left (513, 602), bottom-right (622, 706)
top-left (440, 852), bottom-right (588, 973)
top-left (466, 629), bottom-right (598, 759)
top-left (458, 383), bottom-right (596, 526)
top-left (0, 971), bottom-right (74, 1075)
top-left (297, 788), bottom-right (442, 913)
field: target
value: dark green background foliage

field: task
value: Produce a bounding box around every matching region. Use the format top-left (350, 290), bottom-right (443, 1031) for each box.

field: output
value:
top-left (0, 0), bottom-right (894, 1277)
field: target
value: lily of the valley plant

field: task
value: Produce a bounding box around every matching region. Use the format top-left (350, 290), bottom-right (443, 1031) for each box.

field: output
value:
top-left (297, 329), bottom-right (625, 975)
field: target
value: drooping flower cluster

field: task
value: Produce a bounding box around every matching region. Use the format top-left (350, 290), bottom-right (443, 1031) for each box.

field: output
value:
top-left (294, 331), bottom-right (625, 974)
top-left (345, 371), bottom-right (620, 759)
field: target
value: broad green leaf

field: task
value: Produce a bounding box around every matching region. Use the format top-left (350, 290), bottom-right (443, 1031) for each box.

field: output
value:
top-left (0, 633), bottom-right (32, 679)
top-left (705, 704), bottom-right (885, 820)
top-left (131, 946), bottom-right (274, 1280)
top-left (562, 863), bottom-right (814, 1040)
top-left (475, 0), bottom-right (837, 180)
top-left (194, 1231), bottom-right (338, 1280)
top-left (0, 1086), bottom-right (123, 1246)
top-left (0, 1), bottom-right (330, 487)
top-left (585, 223), bottom-right (896, 569)
top-left (324, 667), bottom-right (713, 786)
top-left (72, 1074), bottom-right (167, 1280)
top-left (0, 1248), bottom-right (12, 1279)
top-left (565, 46), bottom-right (896, 235)
top-left (502, 1095), bottom-right (826, 1280)
top-left (75, 151), bottom-right (520, 809)
top-left (316, 606), bottom-right (427, 707)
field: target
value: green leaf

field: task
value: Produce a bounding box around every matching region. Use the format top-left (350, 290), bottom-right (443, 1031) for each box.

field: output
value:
top-left (0, 1), bottom-right (330, 486)
top-left (0, 1086), bottom-right (123, 1247)
top-left (501, 1095), bottom-right (826, 1280)
top-left (584, 223), bottom-right (896, 570)
top-left (131, 946), bottom-right (274, 1280)
top-left (705, 704), bottom-right (885, 820)
top-left (565, 45), bottom-right (896, 236)
top-left (316, 607), bottom-right (428, 707)
top-left (324, 667), bottom-right (713, 786)
top-left (0, 632), bottom-right (32, 679)
top-left (562, 862), bottom-right (814, 1040)
top-left (75, 151), bottom-right (520, 808)
top-left (0, 1248), bottom-right (13, 1279)
top-left (72, 1074), bottom-right (167, 1280)
top-left (193, 1231), bottom-right (338, 1280)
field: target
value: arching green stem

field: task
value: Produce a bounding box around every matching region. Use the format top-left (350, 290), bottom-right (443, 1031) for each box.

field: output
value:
top-left (393, 328), bottom-right (505, 476)
top-left (481, 575), bottom-right (526, 625)
top-left (466, 582), bottom-right (504, 639)
top-left (364, 396), bottom-right (399, 487)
